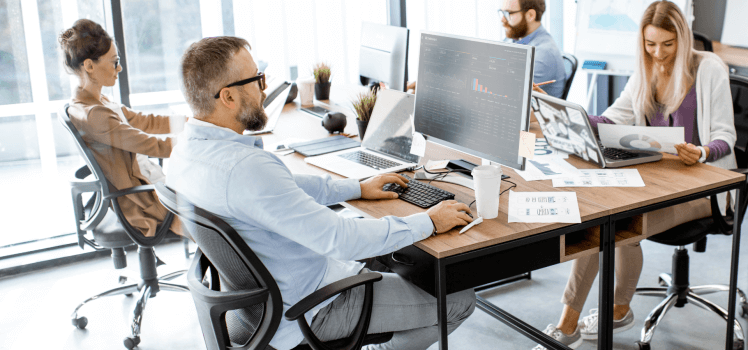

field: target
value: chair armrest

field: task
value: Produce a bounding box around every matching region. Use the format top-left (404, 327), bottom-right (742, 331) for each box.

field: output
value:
top-left (75, 165), bottom-right (92, 179)
top-left (730, 168), bottom-right (748, 175)
top-left (285, 272), bottom-right (383, 321)
top-left (103, 184), bottom-right (156, 200)
top-left (187, 278), bottom-right (271, 314)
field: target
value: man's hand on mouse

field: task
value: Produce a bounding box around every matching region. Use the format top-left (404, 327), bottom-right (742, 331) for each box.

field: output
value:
top-left (360, 173), bottom-right (409, 200)
top-left (427, 200), bottom-right (474, 234)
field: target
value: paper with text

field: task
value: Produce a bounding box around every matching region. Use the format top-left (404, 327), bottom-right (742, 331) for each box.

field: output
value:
top-left (553, 169), bottom-right (645, 187)
top-left (508, 191), bottom-right (581, 223)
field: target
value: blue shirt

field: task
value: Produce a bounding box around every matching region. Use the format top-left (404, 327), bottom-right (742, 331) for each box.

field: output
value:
top-left (510, 25), bottom-right (566, 98)
top-left (166, 121), bottom-right (434, 350)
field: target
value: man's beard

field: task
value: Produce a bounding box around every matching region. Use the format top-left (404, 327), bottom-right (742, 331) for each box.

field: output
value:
top-left (237, 91), bottom-right (268, 131)
top-left (504, 16), bottom-right (529, 40)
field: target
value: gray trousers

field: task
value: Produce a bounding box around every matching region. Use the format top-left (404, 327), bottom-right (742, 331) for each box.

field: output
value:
top-left (308, 270), bottom-right (477, 350)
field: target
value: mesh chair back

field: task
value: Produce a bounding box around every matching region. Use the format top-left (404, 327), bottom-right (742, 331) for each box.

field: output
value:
top-left (156, 183), bottom-right (282, 349)
top-left (693, 31), bottom-right (713, 52)
top-left (561, 53), bottom-right (578, 100)
top-left (58, 104), bottom-right (112, 236)
top-left (731, 75), bottom-right (748, 167)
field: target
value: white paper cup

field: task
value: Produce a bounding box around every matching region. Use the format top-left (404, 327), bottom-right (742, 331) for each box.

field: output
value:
top-left (472, 165), bottom-right (502, 219)
top-left (296, 76), bottom-right (315, 107)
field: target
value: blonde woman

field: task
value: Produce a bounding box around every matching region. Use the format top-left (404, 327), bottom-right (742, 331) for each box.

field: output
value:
top-left (533, 1), bottom-right (736, 349)
top-left (61, 19), bottom-right (187, 238)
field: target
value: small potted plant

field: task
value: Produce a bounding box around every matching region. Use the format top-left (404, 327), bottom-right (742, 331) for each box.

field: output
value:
top-left (312, 62), bottom-right (332, 100)
top-left (351, 89), bottom-right (377, 139)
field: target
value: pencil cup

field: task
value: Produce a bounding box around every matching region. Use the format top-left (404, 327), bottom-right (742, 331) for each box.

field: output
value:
top-left (472, 165), bottom-right (502, 219)
top-left (296, 76), bottom-right (315, 107)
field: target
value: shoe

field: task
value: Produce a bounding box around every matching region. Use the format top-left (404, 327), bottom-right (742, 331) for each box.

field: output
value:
top-left (578, 308), bottom-right (635, 340)
top-left (531, 324), bottom-right (583, 350)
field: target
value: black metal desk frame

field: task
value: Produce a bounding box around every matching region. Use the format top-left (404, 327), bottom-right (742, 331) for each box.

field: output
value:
top-left (429, 181), bottom-right (745, 350)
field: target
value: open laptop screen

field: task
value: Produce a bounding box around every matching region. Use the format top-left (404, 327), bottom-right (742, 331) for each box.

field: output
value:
top-left (532, 92), bottom-right (605, 166)
top-left (361, 89), bottom-right (419, 163)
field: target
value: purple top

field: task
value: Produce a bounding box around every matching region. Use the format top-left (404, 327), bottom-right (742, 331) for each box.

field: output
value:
top-left (589, 85), bottom-right (731, 162)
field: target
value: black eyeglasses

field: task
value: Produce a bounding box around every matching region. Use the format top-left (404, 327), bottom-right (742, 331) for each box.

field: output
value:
top-left (214, 72), bottom-right (266, 99)
top-left (498, 9), bottom-right (523, 21)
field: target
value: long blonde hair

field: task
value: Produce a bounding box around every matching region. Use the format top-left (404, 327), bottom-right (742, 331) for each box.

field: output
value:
top-left (634, 1), bottom-right (700, 121)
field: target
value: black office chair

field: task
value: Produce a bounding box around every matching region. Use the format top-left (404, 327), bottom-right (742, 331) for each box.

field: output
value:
top-left (155, 183), bottom-right (394, 350)
top-left (631, 76), bottom-right (748, 350)
top-left (58, 104), bottom-right (189, 349)
top-left (693, 31), bottom-right (714, 52)
top-left (561, 53), bottom-right (578, 100)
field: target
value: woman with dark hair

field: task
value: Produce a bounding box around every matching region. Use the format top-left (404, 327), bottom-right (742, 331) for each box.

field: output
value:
top-left (531, 1), bottom-right (736, 349)
top-left (61, 19), bottom-right (186, 238)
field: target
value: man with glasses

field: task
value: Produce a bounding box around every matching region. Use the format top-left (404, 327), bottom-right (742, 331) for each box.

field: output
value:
top-left (500, 0), bottom-right (566, 98)
top-left (168, 36), bottom-right (476, 350)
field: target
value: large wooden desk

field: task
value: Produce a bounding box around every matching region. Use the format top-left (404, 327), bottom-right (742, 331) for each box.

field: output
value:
top-left (270, 94), bottom-right (745, 350)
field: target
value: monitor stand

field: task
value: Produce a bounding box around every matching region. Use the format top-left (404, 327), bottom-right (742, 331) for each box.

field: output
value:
top-left (446, 159), bottom-right (509, 180)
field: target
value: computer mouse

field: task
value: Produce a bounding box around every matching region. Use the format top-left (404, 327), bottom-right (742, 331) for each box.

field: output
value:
top-left (321, 112), bottom-right (347, 134)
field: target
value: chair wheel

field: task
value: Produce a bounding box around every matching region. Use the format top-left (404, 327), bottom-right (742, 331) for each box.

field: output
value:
top-left (123, 336), bottom-right (140, 349)
top-left (71, 316), bottom-right (88, 329)
top-left (741, 304), bottom-right (748, 318)
top-left (658, 277), bottom-right (667, 287)
top-left (125, 293), bottom-right (133, 297)
top-left (636, 341), bottom-right (651, 350)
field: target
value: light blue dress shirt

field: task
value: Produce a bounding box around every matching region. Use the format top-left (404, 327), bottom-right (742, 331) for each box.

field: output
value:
top-left (166, 121), bottom-right (434, 350)
top-left (510, 25), bottom-right (567, 98)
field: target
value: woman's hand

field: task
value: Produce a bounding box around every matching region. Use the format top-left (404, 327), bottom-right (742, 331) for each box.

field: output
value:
top-left (674, 143), bottom-right (708, 165)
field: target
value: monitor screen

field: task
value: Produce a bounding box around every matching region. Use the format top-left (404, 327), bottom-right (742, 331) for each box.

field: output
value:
top-left (413, 32), bottom-right (535, 170)
top-left (359, 22), bottom-right (409, 91)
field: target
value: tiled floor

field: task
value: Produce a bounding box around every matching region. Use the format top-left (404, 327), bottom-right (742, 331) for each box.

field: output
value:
top-left (2, 231), bottom-right (748, 350)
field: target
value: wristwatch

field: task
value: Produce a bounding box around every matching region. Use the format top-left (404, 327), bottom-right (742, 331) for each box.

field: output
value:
top-left (697, 146), bottom-right (707, 163)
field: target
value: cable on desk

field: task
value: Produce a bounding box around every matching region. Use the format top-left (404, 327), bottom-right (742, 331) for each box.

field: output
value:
top-left (468, 178), bottom-right (516, 209)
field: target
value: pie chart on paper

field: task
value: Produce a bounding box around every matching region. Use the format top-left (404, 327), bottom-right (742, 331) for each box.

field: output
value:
top-left (619, 134), bottom-right (662, 152)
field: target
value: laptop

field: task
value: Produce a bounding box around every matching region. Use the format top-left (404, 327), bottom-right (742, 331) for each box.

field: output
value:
top-left (245, 80), bottom-right (292, 135)
top-left (305, 89), bottom-right (419, 179)
top-left (532, 92), bottom-right (662, 168)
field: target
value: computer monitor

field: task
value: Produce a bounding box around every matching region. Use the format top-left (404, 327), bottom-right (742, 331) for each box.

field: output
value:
top-left (359, 22), bottom-right (409, 91)
top-left (413, 32), bottom-right (535, 171)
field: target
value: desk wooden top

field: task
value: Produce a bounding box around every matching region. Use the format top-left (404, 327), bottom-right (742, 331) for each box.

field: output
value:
top-left (713, 41), bottom-right (748, 68)
top-left (271, 88), bottom-right (744, 259)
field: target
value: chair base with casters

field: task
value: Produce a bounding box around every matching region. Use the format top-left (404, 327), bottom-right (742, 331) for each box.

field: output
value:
top-left (632, 200), bottom-right (747, 350)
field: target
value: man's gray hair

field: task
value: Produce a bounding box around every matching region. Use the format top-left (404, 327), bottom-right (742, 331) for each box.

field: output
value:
top-left (180, 36), bottom-right (250, 117)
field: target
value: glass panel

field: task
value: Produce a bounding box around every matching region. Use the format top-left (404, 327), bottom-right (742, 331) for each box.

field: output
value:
top-left (0, 0), bottom-right (32, 106)
top-left (121, 0), bottom-right (202, 94)
top-left (0, 0), bottom-right (106, 248)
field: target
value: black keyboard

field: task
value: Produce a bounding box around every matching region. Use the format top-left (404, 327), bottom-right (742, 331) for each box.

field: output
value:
top-left (339, 151), bottom-right (399, 170)
top-left (602, 147), bottom-right (638, 160)
top-left (382, 175), bottom-right (455, 208)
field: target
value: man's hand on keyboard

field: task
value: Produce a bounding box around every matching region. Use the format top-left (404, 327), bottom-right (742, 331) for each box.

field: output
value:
top-left (427, 200), bottom-right (474, 234)
top-left (360, 173), bottom-right (409, 200)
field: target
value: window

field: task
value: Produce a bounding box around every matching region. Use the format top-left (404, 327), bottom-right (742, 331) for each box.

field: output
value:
top-left (0, 0), bottom-right (108, 248)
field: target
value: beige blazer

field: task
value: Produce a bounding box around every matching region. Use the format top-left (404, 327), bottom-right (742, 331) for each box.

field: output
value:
top-left (68, 88), bottom-right (186, 237)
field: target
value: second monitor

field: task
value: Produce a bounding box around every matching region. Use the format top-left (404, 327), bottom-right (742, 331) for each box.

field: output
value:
top-left (359, 22), bottom-right (409, 91)
top-left (413, 32), bottom-right (535, 171)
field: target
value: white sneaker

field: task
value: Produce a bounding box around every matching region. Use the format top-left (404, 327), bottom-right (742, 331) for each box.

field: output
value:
top-left (531, 324), bottom-right (583, 350)
top-left (578, 308), bottom-right (635, 340)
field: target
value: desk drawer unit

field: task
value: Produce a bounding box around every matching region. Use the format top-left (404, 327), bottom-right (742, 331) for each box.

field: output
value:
top-left (381, 236), bottom-right (560, 297)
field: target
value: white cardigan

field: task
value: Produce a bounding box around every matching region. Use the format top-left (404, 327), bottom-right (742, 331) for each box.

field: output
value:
top-left (600, 52), bottom-right (737, 213)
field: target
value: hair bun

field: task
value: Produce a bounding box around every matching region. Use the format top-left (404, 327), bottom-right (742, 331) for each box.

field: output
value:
top-left (59, 28), bottom-right (75, 43)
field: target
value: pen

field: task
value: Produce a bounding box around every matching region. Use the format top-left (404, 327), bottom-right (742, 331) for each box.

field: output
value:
top-left (533, 80), bottom-right (556, 87)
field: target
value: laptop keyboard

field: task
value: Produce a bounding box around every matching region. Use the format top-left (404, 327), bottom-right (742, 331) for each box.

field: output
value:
top-left (382, 175), bottom-right (456, 208)
top-left (339, 151), bottom-right (400, 170)
top-left (602, 147), bottom-right (638, 160)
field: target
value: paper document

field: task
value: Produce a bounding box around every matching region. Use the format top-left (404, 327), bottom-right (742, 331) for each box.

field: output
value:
top-left (410, 132), bottom-right (426, 157)
top-left (552, 169), bottom-right (645, 188)
top-left (508, 191), bottom-right (581, 223)
top-left (598, 124), bottom-right (684, 153)
top-left (518, 131), bottom-right (536, 160)
top-left (514, 158), bottom-right (582, 182)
